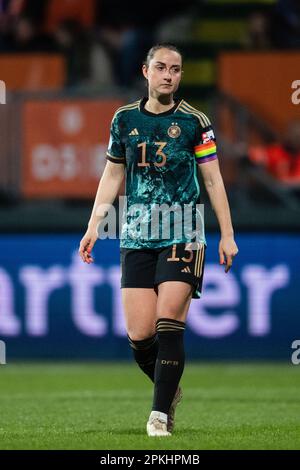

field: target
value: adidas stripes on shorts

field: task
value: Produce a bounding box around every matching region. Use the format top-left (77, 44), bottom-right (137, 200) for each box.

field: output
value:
top-left (120, 242), bottom-right (205, 299)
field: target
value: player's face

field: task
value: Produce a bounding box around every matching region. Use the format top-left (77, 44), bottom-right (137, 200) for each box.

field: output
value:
top-left (142, 48), bottom-right (182, 97)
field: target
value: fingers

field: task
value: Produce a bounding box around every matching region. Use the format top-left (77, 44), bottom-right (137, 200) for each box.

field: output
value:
top-left (220, 246), bottom-right (238, 273)
top-left (84, 247), bottom-right (94, 264)
top-left (219, 250), bottom-right (232, 272)
top-left (79, 238), bottom-right (95, 264)
top-left (223, 249), bottom-right (238, 273)
top-left (225, 255), bottom-right (233, 273)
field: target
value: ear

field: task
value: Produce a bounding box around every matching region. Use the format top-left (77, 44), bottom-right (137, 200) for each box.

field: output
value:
top-left (142, 64), bottom-right (148, 80)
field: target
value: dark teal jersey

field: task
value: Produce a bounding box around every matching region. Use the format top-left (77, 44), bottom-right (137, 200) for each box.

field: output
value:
top-left (106, 97), bottom-right (218, 249)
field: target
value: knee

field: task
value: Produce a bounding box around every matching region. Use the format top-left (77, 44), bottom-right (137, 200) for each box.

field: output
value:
top-left (156, 310), bottom-right (184, 322)
top-left (127, 329), bottom-right (156, 342)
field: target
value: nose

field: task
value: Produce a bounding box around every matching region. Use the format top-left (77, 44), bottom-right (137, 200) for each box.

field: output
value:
top-left (163, 69), bottom-right (172, 81)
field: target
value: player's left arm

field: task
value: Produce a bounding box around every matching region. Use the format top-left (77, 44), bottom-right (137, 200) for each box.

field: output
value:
top-left (198, 159), bottom-right (238, 272)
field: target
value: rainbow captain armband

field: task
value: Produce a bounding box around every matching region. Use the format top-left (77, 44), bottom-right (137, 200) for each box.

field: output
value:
top-left (194, 141), bottom-right (217, 164)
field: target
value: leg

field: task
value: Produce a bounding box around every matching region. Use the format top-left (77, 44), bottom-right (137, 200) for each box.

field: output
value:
top-left (147, 243), bottom-right (205, 435)
top-left (122, 288), bottom-right (158, 382)
top-left (122, 287), bottom-right (157, 340)
top-left (156, 280), bottom-right (193, 322)
top-left (150, 282), bottom-right (192, 427)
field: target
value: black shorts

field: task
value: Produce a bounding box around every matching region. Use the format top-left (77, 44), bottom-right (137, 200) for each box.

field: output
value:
top-left (120, 242), bottom-right (205, 299)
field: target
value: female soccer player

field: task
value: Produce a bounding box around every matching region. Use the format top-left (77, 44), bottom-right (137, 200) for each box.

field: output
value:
top-left (79, 44), bottom-right (238, 436)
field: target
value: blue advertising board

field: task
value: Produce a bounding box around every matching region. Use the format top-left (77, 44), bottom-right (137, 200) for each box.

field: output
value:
top-left (0, 234), bottom-right (299, 360)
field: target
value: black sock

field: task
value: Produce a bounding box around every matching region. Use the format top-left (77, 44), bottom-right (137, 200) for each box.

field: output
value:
top-left (152, 318), bottom-right (185, 414)
top-left (128, 334), bottom-right (158, 382)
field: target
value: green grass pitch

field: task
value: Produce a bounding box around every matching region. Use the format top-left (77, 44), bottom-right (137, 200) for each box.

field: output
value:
top-left (0, 362), bottom-right (299, 450)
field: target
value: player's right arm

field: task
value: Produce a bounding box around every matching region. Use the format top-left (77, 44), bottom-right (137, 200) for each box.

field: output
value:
top-left (79, 112), bottom-right (126, 264)
top-left (79, 161), bottom-right (125, 263)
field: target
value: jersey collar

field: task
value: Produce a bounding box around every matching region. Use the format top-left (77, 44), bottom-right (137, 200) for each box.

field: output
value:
top-left (139, 97), bottom-right (182, 117)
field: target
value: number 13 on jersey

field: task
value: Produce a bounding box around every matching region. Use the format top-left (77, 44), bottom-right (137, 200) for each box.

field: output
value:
top-left (137, 142), bottom-right (167, 167)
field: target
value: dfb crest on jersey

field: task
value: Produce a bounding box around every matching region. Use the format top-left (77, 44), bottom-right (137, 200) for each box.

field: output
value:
top-left (168, 124), bottom-right (181, 138)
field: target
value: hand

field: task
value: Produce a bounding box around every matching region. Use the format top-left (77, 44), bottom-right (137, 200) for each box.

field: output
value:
top-left (78, 230), bottom-right (98, 264)
top-left (219, 236), bottom-right (239, 273)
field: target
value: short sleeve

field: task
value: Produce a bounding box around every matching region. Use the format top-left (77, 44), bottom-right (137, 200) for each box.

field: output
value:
top-left (106, 113), bottom-right (126, 164)
top-left (194, 117), bottom-right (218, 165)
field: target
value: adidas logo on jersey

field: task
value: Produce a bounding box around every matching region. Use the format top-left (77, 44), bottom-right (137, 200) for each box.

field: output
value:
top-left (129, 128), bottom-right (139, 135)
top-left (181, 266), bottom-right (191, 273)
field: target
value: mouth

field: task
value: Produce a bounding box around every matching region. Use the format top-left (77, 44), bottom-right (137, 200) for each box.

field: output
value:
top-left (160, 84), bottom-right (172, 87)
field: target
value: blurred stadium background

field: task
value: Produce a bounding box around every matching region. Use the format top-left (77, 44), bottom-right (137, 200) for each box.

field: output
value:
top-left (0, 0), bottom-right (300, 450)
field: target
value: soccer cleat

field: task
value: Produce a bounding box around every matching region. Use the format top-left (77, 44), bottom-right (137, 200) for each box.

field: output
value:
top-left (167, 386), bottom-right (183, 433)
top-left (147, 411), bottom-right (171, 437)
